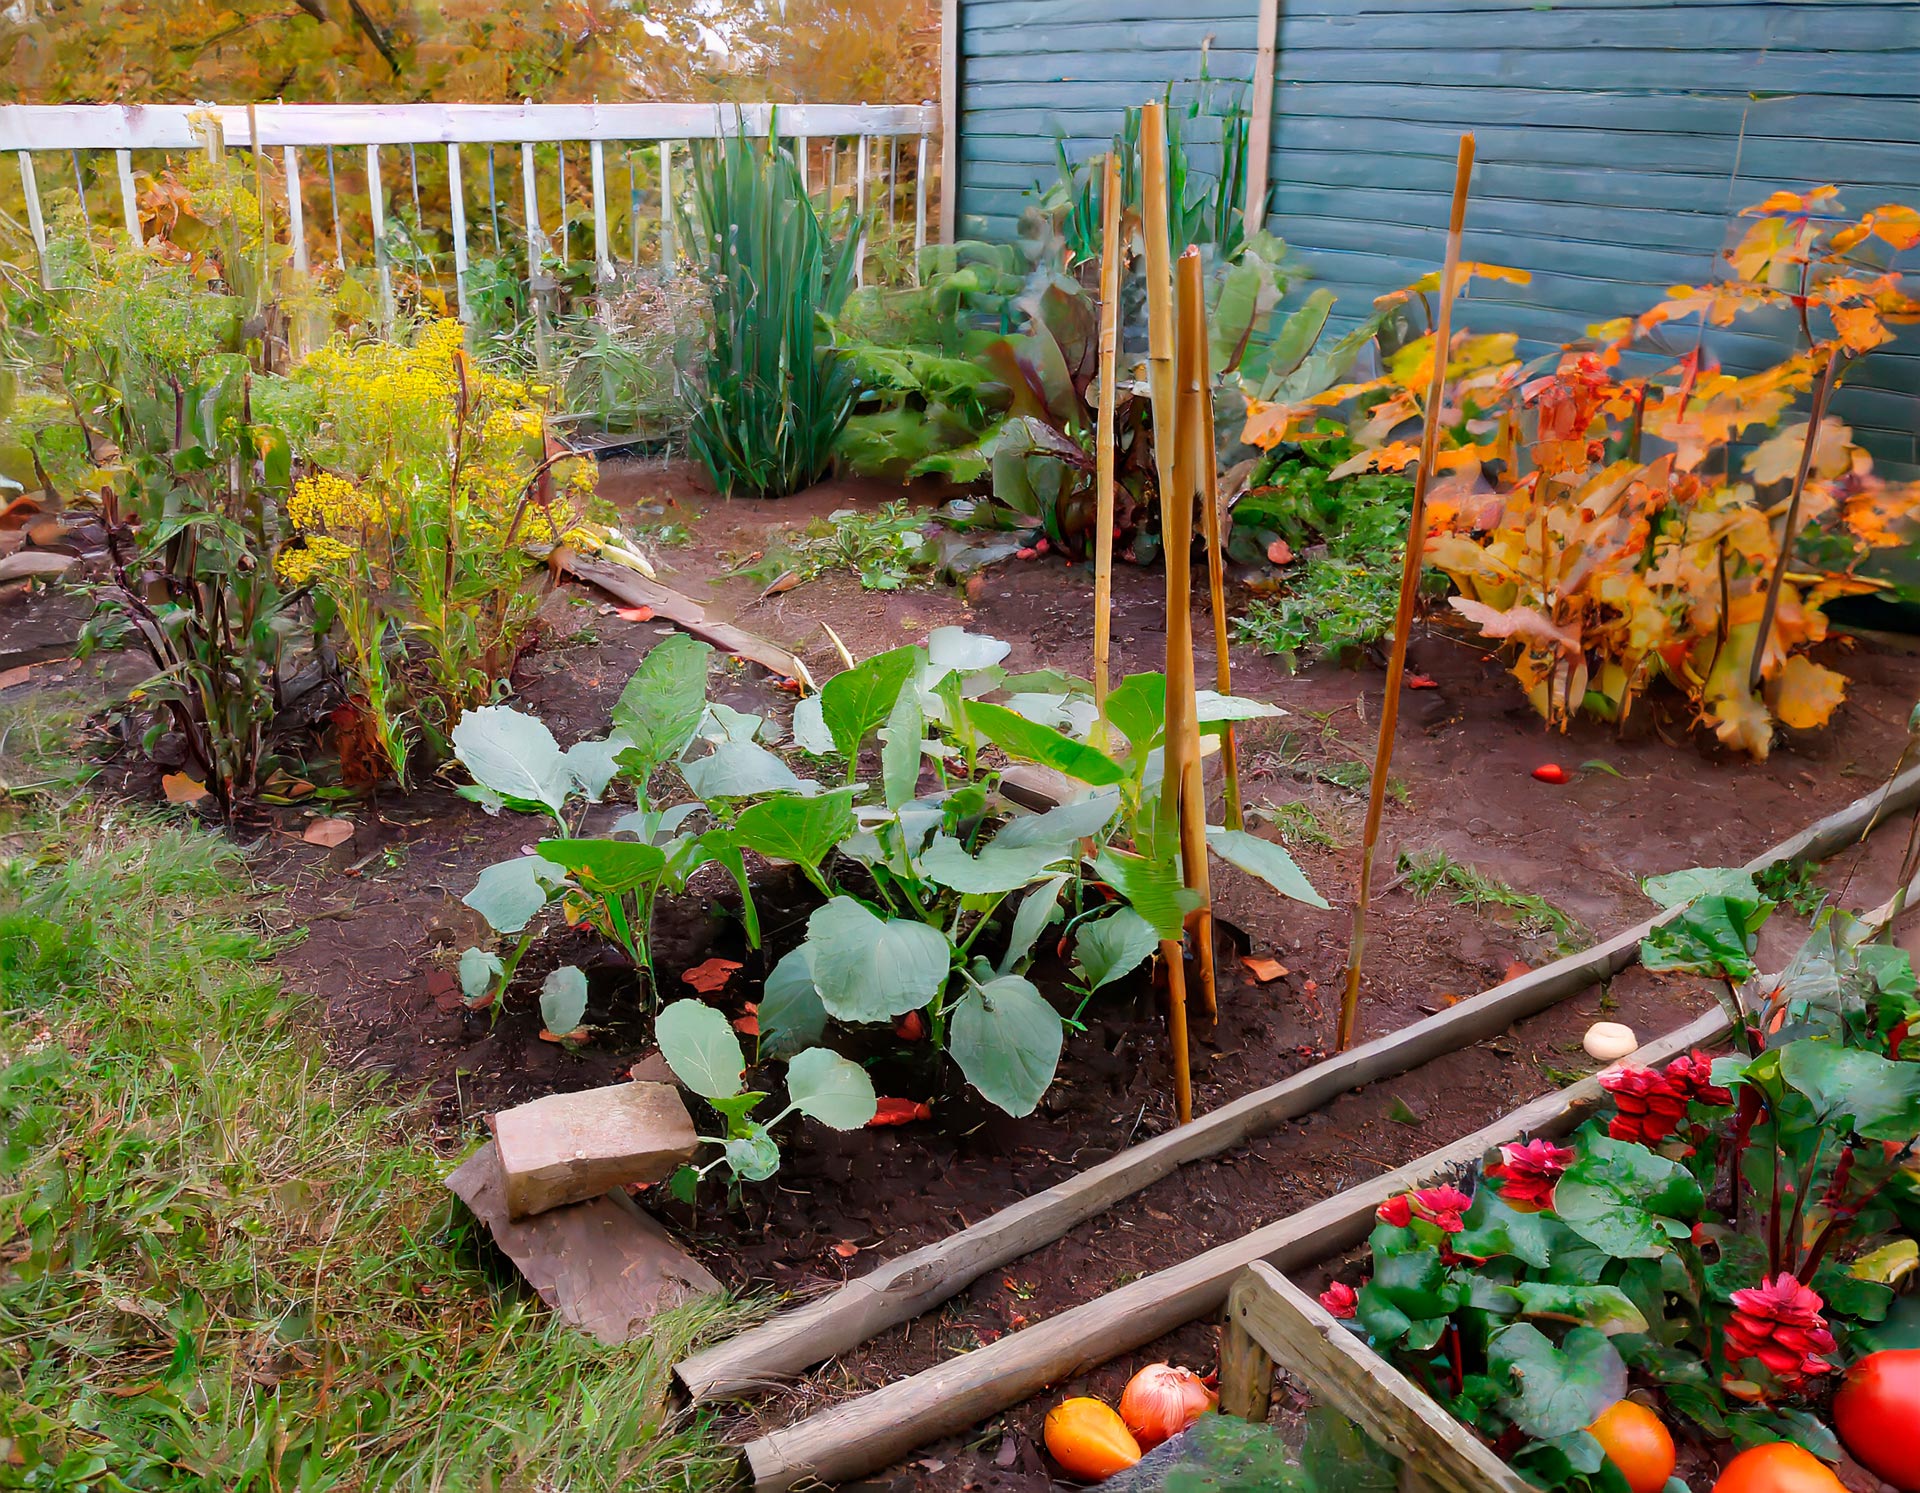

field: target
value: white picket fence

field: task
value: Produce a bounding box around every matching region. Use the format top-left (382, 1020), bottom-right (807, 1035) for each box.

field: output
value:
top-left (0, 101), bottom-right (939, 318)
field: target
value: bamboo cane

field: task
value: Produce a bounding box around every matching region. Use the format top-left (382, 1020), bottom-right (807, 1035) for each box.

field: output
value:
top-left (1194, 292), bottom-right (1243, 831)
top-left (1336, 133), bottom-right (1476, 1054)
top-left (1091, 152), bottom-right (1123, 741)
top-left (1174, 247), bottom-right (1218, 1021)
top-left (1140, 101), bottom-right (1194, 1121)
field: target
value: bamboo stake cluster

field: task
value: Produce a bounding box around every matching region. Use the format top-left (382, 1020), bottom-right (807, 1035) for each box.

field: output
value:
top-left (1093, 102), bottom-right (1252, 1124)
top-left (1336, 133), bottom-right (1477, 1053)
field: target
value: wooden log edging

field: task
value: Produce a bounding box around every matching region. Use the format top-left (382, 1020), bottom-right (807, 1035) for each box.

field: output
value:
top-left (739, 1007), bottom-right (1732, 1492)
top-left (675, 762), bottom-right (1920, 1404)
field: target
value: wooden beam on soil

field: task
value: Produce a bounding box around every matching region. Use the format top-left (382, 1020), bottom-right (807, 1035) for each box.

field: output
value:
top-left (737, 1008), bottom-right (1730, 1492)
top-left (673, 760), bottom-right (1920, 1405)
top-left (558, 552), bottom-right (817, 690)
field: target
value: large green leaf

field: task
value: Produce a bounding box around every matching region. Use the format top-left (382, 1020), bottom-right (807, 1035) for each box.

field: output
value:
top-left (997, 874), bottom-right (1070, 976)
top-left (803, 896), bottom-right (953, 1022)
top-left (1102, 673), bottom-right (1165, 757)
top-left (1206, 828), bottom-right (1328, 909)
top-left (724, 1123), bottom-right (781, 1181)
top-left (458, 947), bottom-right (502, 1000)
top-left (918, 835), bottom-right (1070, 895)
top-left (820, 645), bottom-right (920, 761)
top-left (679, 740), bottom-right (809, 800)
top-left (759, 946), bottom-right (828, 1060)
top-left (1093, 848), bottom-right (1201, 941)
top-left (1778, 1039), bottom-right (1920, 1141)
top-left (611, 634), bottom-right (713, 783)
top-left (1255, 288), bottom-right (1335, 385)
top-left (880, 685), bottom-right (924, 809)
top-left (463, 855), bottom-right (566, 934)
top-left (950, 974), bottom-right (1063, 1117)
top-left (451, 705), bottom-right (574, 820)
top-left (1072, 908), bottom-right (1159, 991)
top-left (995, 790), bottom-right (1120, 851)
top-left (967, 699), bottom-right (1126, 786)
top-left (655, 998), bottom-right (746, 1100)
top-left (733, 788), bottom-right (857, 875)
top-left (783, 1047), bottom-right (877, 1130)
top-left (535, 838), bottom-right (669, 896)
top-left (540, 966), bottom-right (589, 1036)
top-left (563, 735), bottom-right (631, 801)
top-left (1641, 892), bottom-right (1770, 984)
top-left (1501, 1283), bottom-right (1650, 1336)
top-left (1490, 1323), bottom-right (1628, 1439)
top-left (1554, 1135), bottom-right (1703, 1258)
top-left (1641, 866), bottom-right (1759, 910)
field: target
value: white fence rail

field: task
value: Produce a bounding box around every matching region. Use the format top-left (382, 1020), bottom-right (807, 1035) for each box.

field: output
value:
top-left (1, 101), bottom-right (939, 316)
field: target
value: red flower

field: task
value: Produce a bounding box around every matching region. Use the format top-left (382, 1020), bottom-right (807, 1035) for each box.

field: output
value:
top-left (1376, 1195), bottom-right (1413, 1228)
top-left (1600, 1065), bottom-right (1690, 1144)
top-left (1319, 1282), bottom-right (1359, 1319)
top-left (1724, 1274), bottom-right (1836, 1391)
top-left (1664, 1050), bottom-right (1734, 1107)
top-left (1487, 1139), bottom-right (1577, 1212)
top-left (1410, 1184), bottom-right (1474, 1234)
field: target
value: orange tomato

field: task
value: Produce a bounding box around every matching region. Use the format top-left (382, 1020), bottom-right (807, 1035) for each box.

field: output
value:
top-left (1588, 1400), bottom-right (1676, 1493)
top-left (1043, 1397), bottom-right (1142, 1482)
top-left (1713, 1441), bottom-right (1848, 1493)
top-left (1834, 1349), bottom-right (1920, 1491)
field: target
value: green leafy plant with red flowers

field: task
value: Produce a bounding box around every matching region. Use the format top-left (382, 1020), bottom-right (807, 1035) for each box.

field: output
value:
top-left (1323, 869), bottom-right (1920, 1493)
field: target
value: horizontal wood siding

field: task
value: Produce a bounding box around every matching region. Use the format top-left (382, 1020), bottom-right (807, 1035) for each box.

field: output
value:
top-left (956, 0), bottom-right (1920, 469)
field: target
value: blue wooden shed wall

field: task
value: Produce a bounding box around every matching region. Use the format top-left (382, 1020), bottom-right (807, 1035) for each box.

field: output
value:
top-left (955, 0), bottom-right (1920, 470)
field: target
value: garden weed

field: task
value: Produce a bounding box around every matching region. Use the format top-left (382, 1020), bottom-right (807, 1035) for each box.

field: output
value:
top-left (1757, 858), bottom-right (1828, 918)
top-left (0, 800), bottom-right (752, 1490)
top-left (1396, 848), bottom-right (1583, 952)
top-left (1259, 800), bottom-right (1344, 851)
top-left (737, 500), bottom-right (937, 592)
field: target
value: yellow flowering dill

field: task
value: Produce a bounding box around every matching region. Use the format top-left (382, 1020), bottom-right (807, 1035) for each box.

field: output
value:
top-left (288, 472), bottom-right (381, 531)
top-left (274, 534), bottom-right (356, 585)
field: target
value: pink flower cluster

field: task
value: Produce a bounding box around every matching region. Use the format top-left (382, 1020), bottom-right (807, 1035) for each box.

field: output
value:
top-left (1485, 1138), bottom-right (1577, 1212)
top-left (1600, 1049), bottom-right (1734, 1145)
top-left (1724, 1274), bottom-right (1835, 1391)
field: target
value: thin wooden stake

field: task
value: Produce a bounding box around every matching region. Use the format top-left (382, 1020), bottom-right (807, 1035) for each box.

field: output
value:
top-left (1174, 247), bottom-right (1218, 1022)
top-left (1091, 152), bottom-right (1122, 735)
top-left (1195, 284), bottom-right (1244, 831)
top-left (1139, 100), bottom-right (1193, 1122)
top-left (1337, 132), bottom-right (1476, 1053)
top-left (1748, 350), bottom-right (1842, 696)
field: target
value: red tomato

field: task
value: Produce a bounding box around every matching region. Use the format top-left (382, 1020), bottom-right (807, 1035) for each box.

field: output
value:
top-left (1835, 1349), bottom-right (1920, 1491)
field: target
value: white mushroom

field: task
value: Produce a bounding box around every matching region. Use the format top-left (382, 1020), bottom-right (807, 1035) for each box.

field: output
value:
top-left (1583, 1021), bottom-right (1639, 1062)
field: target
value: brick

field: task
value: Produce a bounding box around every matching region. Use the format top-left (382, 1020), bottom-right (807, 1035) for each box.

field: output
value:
top-left (491, 1081), bottom-right (698, 1219)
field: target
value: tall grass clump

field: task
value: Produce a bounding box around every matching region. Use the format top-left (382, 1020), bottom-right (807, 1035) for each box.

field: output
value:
top-left (687, 124), bottom-right (860, 498)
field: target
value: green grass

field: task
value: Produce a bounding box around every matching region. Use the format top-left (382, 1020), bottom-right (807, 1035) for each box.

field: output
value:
top-left (1395, 848), bottom-right (1584, 952)
top-left (0, 794), bottom-right (750, 1490)
top-left (1258, 800), bottom-right (1344, 852)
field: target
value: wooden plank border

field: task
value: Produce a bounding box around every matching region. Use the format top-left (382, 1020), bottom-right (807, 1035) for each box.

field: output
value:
top-left (674, 762), bottom-right (1920, 1403)
top-left (1243, 0), bottom-right (1281, 234)
top-left (739, 1008), bottom-right (1732, 1491)
top-left (1223, 1263), bottom-right (1533, 1493)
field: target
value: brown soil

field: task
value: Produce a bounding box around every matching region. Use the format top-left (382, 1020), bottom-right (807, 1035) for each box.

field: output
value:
top-left (8, 454), bottom-right (1920, 1491)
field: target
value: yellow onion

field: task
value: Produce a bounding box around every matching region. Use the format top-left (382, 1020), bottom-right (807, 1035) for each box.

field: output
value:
top-left (1118, 1363), bottom-right (1216, 1449)
top-left (1043, 1397), bottom-right (1142, 1481)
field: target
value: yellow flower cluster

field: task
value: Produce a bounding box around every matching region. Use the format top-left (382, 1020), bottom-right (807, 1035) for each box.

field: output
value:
top-left (274, 533), bottom-right (356, 586)
top-left (288, 472), bottom-right (381, 532)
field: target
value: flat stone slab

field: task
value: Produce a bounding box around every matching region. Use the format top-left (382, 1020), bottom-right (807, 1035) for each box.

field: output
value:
top-left (491, 1079), bottom-right (697, 1219)
top-left (447, 1141), bottom-right (720, 1345)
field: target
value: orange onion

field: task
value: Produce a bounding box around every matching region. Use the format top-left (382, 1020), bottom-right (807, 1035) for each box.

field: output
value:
top-left (1118, 1363), bottom-right (1216, 1449)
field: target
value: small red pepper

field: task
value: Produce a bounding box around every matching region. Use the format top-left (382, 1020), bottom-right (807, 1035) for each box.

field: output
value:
top-left (868, 1097), bottom-right (933, 1127)
top-left (1532, 763), bottom-right (1569, 784)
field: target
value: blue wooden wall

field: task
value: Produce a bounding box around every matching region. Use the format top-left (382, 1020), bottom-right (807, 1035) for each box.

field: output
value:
top-left (955, 0), bottom-right (1920, 471)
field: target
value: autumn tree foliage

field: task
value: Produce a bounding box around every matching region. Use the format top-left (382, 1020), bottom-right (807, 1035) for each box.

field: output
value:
top-left (0, 0), bottom-right (938, 104)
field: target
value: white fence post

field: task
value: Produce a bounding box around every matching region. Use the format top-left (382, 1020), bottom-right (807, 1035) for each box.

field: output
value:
top-left (115, 148), bottom-right (141, 246)
top-left (854, 134), bottom-right (868, 288)
top-left (18, 151), bottom-right (48, 288)
top-left (661, 140), bottom-right (675, 269)
top-left (282, 146), bottom-right (307, 272)
top-left (447, 142), bottom-right (470, 322)
top-left (589, 136), bottom-right (612, 285)
top-left (366, 143), bottom-right (392, 327)
top-left (914, 128), bottom-right (928, 284)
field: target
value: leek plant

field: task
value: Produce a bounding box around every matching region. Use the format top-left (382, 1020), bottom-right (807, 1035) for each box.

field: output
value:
top-left (686, 123), bottom-right (861, 497)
